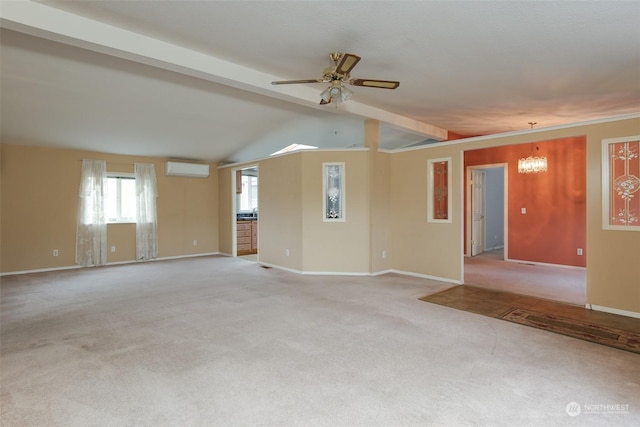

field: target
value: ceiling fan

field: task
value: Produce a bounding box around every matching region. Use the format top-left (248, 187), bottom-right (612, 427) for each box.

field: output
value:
top-left (271, 52), bottom-right (400, 105)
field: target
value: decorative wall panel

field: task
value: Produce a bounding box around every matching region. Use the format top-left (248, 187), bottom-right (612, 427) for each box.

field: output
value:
top-left (323, 163), bottom-right (345, 222)
top-left (428, 157), bottom-right (452, 223)
top-left (603, 136), bottom-right (640, 230)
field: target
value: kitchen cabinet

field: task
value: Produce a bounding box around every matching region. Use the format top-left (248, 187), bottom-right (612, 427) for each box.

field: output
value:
top-left (236, 170), bottom-right (242, 194)
top-left (237, 220), bottom-right (257, 255)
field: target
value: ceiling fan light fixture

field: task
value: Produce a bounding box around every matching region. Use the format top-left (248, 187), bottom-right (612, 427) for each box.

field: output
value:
top-left (272, 52), bottom-right (400, 105)
top-left (320, 81), bottom-right (352, 105)
top-left (339, 85), bottom-right (353, 102)
top-left (329, 85), bottom-right (342, 98)
top-left (320, 87), bottom-right (332, 102)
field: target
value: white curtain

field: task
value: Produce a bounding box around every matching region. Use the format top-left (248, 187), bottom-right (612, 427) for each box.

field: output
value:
top-left (135, 163), bottom-right (158, 260)
top-left (76, 159), bottom-right (108, 267)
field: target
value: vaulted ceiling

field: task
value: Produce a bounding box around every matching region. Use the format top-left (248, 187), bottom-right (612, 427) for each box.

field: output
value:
top-left (1, 1), bottom-right (639, 163)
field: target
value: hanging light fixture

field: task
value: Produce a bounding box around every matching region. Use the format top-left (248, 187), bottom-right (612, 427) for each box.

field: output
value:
top-left (320, 81), bottom-right (353, 105)
top-left (518, 122), bottom-right (548, 174)
top-left (518, 154), bottom-right (548, 174)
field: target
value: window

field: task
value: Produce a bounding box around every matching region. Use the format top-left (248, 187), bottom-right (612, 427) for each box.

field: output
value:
top-left (239, 175), bottom-right (258, 212)
top-left (106, 174), bottom-right (136, 223)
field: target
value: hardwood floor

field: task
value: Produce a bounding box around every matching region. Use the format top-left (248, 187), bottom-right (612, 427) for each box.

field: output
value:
top-left (422, 284), bottom-right (640, 332)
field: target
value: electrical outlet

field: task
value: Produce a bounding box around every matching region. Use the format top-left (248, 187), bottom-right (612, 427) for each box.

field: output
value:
top-left (577, 248), bottom-right (583, 256)
top-left (285, 249), bottom-right (290, 257)
top-left (193, 240), bottom-right (197, 246)
top-left (53, 249), bottom-right (59, 257)
top-left (382, 250), bottom-right (387, 259)
top-left (521, 207), bottom-right (527, 214)
top-left (111, 246), bottom-right (116, 252)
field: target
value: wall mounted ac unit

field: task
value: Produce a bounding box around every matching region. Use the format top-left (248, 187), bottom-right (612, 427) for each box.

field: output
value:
top-left (165, 161), bottom-right (210, 178)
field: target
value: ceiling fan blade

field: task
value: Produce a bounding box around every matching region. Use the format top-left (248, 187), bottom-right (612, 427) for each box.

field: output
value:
top-left (319, 98), bottom-right (331, 105)
top-left (335, 53), bottom-right (361, 75)
top-left (271, 79), bottom-right (324, 85)
top-left (350, 79), bottom-right (400, 89)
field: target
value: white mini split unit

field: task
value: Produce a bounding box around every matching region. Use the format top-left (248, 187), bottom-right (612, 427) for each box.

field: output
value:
top-left (165, 161), bottom-right (210, 178)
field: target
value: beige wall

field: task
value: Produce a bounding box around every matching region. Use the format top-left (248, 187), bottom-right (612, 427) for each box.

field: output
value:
top-left (301, 150), bottom-right (370, 273)
top-left (0, 143), bottom-right (219, 273)
top-left (389, 147), bottom-right (463, 282)
top-left (257, 153), bottom-right (303, 270)
top-left (217, 164), bottom-right (233, 256)
top-left (366, 120), bottom-right (392, 274)
top-left (4, 117), bottom-right (638, 315)
top-left (219, 149), bottom-right (370, 274)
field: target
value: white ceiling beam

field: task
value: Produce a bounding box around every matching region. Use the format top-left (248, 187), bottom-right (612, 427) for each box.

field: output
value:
top-left (0, 0), bottom-right (448, 140)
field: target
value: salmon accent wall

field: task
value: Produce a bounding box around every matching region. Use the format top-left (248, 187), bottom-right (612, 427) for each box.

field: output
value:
top-left (464, 136), bottom-right (587, 267)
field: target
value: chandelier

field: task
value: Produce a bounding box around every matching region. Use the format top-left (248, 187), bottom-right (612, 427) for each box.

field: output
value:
top-left (518, 123), bottom-right (548, 174)
top-left (518, 155), bottom-right (548, 174)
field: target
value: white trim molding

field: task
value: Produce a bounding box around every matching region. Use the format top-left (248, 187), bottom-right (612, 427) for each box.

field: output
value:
top-left (391, 269), bottom-right (462, 284)
top-left (0, 252), bottom-right (222, 276)
top-left (587, 304), bottom-right (640, 320)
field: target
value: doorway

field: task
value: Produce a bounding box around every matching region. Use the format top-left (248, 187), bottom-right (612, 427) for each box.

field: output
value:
top-left (234, 166), bottom-right (259, 260)
top-left (463, 162), bottom-right (586, 305)
top-left (467, 164), bottom-right (506, 259)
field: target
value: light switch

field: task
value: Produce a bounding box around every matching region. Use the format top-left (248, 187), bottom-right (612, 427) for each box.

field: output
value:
top-left (521, 207), bottom-right (527, 214)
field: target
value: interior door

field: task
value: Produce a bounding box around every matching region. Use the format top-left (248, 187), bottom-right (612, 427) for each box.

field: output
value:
top-left (471, 169), bottom-right (486, 256)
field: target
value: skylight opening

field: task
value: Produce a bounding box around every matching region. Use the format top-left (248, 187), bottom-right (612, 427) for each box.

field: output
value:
top-left (270, 143), bottom-right (318, 156)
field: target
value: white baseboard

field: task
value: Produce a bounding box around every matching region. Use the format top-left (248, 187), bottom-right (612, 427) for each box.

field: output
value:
top-left (152, 252), bottom-right (220, 262)
top-left (256, 262), bottom-right (370, 276)
top-left (507, 258), bottom-right (586, 270)
top-left (485, 245), bottom-right (504, 251)
top-left (302, 271), bottom-right (370, 276)
top-left (587, 304), bottom-right (640, 319)
top-left (0, 264), bottom-right (82, 277)
top-left (371, 269), bottom-right (394, 276)
top-left (0, 252), bottom-right (222, 276)
top-left (256, 263), bottom-right (461, 283)
top-left (389, 269), bottom-right (462, 284)
top-left (257, 262), bottom-right (302, 275)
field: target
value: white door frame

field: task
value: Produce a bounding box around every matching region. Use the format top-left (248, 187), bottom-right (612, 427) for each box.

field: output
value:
top-left (465, 163), bottom-right (508, 259)
top-left (232, 165), bottom-right (259, 258)
top-left (470, 169), bottom-right (486, 256)
top-left (231, 167), bottom-right (239, 257)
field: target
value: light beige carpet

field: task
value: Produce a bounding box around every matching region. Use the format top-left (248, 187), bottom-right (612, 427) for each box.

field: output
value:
top-left (464, 253), bottom-right (586, 305)
top-left (2, 256), bottom-right (639, 426)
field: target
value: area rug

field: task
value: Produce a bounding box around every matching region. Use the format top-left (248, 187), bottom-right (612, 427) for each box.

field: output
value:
top-left (420, 286), bottom-right (640, 354)
top-left (500, 308), bottom-right (640, 354)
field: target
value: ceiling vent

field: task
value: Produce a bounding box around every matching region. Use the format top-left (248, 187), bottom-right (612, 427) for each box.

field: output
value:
top-left (165, 161), bottom-right (209, 178)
